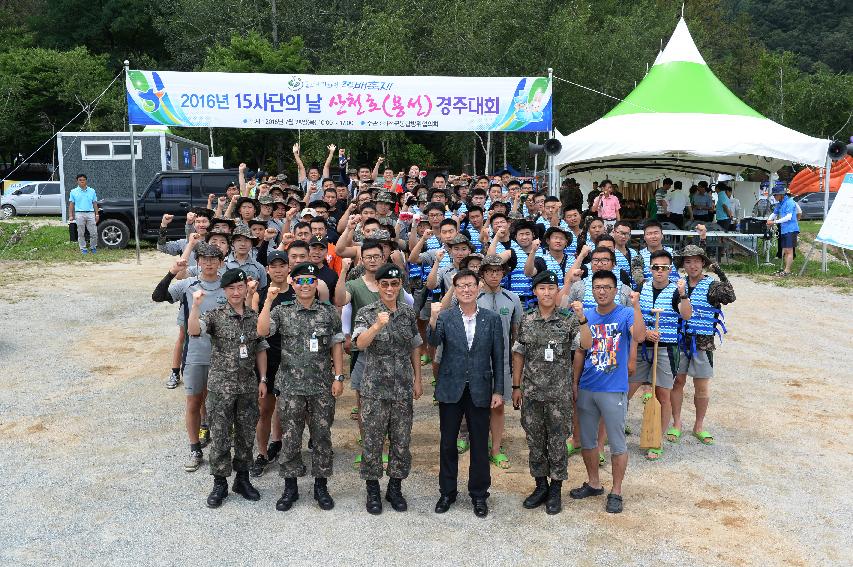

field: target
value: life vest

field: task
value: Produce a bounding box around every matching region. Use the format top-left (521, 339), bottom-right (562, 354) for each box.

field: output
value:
top-left (536, 250), bottom-right (567, 287)
top-left (640, 246), bottom-right (678, 282)
top-left (495, 240), bottom-right (533, 298)
top-left (680, 276), bottom-right (727, 354)
top-left (581, 276), bottom-right (597, 310)
top-left (640, 281), bottom-right (680, 344)
top-left (421, 235), bottom-right (449, 279)
top-left (461, 224), bottom-right (484, 253)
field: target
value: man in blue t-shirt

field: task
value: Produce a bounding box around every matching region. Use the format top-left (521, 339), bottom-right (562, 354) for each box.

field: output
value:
top-left (714, 184), bottom-right (734, 231)
top-left (68, 173), bottom-right (100, 253)
top-left (569, 270), bottom-right (645, 514)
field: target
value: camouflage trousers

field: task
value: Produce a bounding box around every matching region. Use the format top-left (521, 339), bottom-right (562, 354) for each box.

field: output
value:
top-left (521, 396), bottom-right (572, 480)
top-left (207, 391), bottom-right (259, 477)
top-left (360, 397), bottom-right (413, 481)
top-left (278, 390), bottom-right (335, 478)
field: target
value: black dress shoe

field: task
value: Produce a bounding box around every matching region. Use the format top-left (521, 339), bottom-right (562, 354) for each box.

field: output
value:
top-left (472, 498), bottom-right (488, 518)
top-left (276, 478), bottom-right (299, 511)
top-left (232, 471), bottom-right (260, 501)
top-left (314, 477), bottom-right (335, 510)
top-left (206, 476), bottom-right (228, 508)
top-left (366, 480), bottom-right (383, 515)
top-left (434, 494), bottom-right (456, 514)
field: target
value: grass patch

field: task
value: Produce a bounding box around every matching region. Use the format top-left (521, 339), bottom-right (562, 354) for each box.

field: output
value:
top-left (0, 222), bottom-right (153, 263)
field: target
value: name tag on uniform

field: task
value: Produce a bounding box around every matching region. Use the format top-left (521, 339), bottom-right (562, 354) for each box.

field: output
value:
top-left (544, 346), bottom-right (554, 362)
top-left (239, 344), bottom-right (249, 359)
top-left (309, 336), bottom-right (319, 352)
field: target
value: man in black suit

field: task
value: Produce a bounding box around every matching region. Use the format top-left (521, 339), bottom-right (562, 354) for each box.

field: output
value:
top-left (428, 269), bottom-right (505, 518)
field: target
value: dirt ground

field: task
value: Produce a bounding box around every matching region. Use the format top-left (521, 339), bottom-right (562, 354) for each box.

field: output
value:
top-left (0, 251), bottom-right (851, 566)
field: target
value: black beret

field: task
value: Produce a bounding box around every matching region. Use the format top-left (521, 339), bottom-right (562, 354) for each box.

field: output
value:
top-left (290, 262), bottom-right (318, 278)
top-left (532, 270), bottom-right (559, 288)
top-left (221, 268), bottom-right (247, 287)
top-left (375, 264), bottom-right (403, 281)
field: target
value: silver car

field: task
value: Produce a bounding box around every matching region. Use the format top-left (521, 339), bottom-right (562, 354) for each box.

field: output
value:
top-left (1, 181), bottom-right (62, 218)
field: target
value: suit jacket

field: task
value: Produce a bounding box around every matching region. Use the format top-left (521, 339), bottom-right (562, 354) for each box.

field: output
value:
top-left (428, 307), bottom-right (505, 408)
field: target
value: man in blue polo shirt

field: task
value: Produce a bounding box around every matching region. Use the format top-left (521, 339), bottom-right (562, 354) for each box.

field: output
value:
top-left (766, 184), bottom-right (800, 277)
top-left (570, 270), bottom-right (645, 514)
top-left (68, 173), bottom-right (100, 254)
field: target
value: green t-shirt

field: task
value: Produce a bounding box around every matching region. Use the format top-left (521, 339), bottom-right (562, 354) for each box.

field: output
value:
top-left (346, 277), bottom-right (406, 350)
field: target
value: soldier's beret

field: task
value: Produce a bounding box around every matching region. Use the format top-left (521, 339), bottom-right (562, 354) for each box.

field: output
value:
top-left (532, 270), bottom-right (559, 288)
top-left (221, 268), bottom-right (247, 288)
top-left (375, 264), bottom-right (403, 281)
top-left (291, 262), bottom-right (318, 278)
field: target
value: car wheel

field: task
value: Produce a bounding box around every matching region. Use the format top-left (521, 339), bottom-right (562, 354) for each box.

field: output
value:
top-left (98, 219), bottom-right (130, 249)
top-left (1, 204), bottom-right (15, 219)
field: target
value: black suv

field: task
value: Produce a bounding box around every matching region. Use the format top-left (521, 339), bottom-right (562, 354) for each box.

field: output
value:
top-left (96, 170), bottom-right (239, 248)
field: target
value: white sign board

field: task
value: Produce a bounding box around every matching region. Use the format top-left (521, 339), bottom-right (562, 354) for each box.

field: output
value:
top-left (816, 173), bottom-right (853, 250)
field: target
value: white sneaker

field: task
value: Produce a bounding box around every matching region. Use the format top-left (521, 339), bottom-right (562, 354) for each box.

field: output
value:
top-left (184, 449), bottom-right (203, 472)
top-left (166, 370), bottom-right (181, 389)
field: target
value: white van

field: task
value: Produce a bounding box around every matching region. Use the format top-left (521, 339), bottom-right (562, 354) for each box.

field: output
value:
top-left (1, 181), bottom-right (62, 218)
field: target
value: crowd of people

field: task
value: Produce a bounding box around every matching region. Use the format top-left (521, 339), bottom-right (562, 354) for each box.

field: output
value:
top-left (147, 143), bottom-right (740, 517)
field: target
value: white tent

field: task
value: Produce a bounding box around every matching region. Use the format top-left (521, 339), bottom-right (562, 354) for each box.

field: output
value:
top-left (553, 18), bottom-right (830, 180)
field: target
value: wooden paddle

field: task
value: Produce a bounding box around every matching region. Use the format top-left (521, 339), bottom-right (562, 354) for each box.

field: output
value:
top-left (640, 309), bottom-right (663, 450)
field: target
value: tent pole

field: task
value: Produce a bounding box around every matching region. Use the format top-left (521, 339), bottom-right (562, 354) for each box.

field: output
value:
top-left (822, 155), bottom-right (831, 272)
top-left (533, 132), bottom-right (539, 187)
top-left (547, 67), bottom-right (556, 197)
top-left (125, 60), bottom-right (141, 266)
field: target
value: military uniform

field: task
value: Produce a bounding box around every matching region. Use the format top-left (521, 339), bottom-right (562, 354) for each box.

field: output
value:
top-left (512, 300), bottom-right (580, 481)
top-left (352, 300), bottom-right (422, 480)
top-left (269, 295), bottom-right (344, 479)
top-left (201, 302), bottom-right (268, 478)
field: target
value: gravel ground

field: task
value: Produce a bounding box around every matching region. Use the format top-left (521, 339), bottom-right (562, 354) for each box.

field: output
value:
top-left (0, 253), bottom-right (850, 567)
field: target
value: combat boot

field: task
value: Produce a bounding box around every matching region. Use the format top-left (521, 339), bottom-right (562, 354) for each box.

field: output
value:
top-left (276, 477), bottom-right (299, 511)
top-left (365, 480), bottom-right (383, 515)
top-left (232, 471), bottom-right (260, 501)
top-left (313, 477), bottom-right (335, 510)
top-left (522, 476), bottom-right (549, 509)
top-left (385, 477), bottom-right (407, 512)
top-left (206, 475), bottom-right (228, 508)
top-left (545, 479), bottom-right (562, 515)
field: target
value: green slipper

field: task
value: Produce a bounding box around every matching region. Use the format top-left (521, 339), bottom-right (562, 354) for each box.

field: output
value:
top-left (567, 443), bottom-right (582, 457)
top-left (644, 447), bottom-right (663, 461)
top-left (456, 438), bottom-right (469, 454)
top-left (431, 377), bottom-right (436, 386)
top-left (665, 427), bottom-right (682, 443)
top-left (382, 453), bottom-right (389, 466)
top-left (489, 452), bottom-right (510, 469)
top-left (693, 431), bottom-right (715, 445)
top-left (350, 406), bottom-right (359, 420)
top-left (420, 354), bottom-right (432, 365)
top-left (598, 452), bottom-right (606, 467)
top-left (357, 436), bottom-right (363, 447)
top-left (352, 453), bottom-right (362, 469)
top-left (642, 392), bottom-right (653, 404)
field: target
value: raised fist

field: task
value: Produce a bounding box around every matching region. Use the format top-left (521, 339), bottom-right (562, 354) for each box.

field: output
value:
top-left (695, 224), bottom-right (707, 235)
top-left (247, 279), bottom-right (258, 295)
top-left (375, 311), bottom-right (390, 328)
top-left (264, 227), bottom-right (278, 241)
top-left (677, 278), bottom-right (687, 295)
top-left (218, 196), bottom-right (227, 205)
top-left (231, 194), bottom-right (239, 204)
top-left (570, 300), bottom-right (584, 318)
top-left (268, 287), bottom-right (281, 301)
top-left (630, 291), bottom-right (640, 307)
top-left (280, 232), bottom-right (295, 246)
top-left (161, 213), bottom-right (174, 227)
top-left (292, 143), bottom-right (300, 156)
top-left (376, 156), bottom-right (385, 164)
top-left (186, 212), bottom-right (197, 224)
top-left (579, 244), bottom-right (592, 258)
top-left (192, 289), bottom-right (205, 305)
top-left (170, 258), bottom-right (188, 275)
top-left (435, 249), bottom-right (445, 262)
top-left (285, 207), bottom-right (298, 219)
top-left (208, 193), bottom-right (216, 202)
top-left (430, 301), bottom-right (443, 317)
top-left (496, 227), bottom-right (508, 240)
top-left (188, 232), bottom-right (202, 244)
top-left (239, 163), bottom-right (247, 173)
top-left (341, 257), bottom-right (352, 272)
top-left (422, 228), bottom-right (434, 240)
top-left (567, 268), bottom-right (584, 283)
top-left (531, 238), bottom-right (541, 250)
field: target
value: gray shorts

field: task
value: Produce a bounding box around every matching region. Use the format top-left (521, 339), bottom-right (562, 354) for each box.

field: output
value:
top-left (576, 390), bottom-right (628, 455)
top-left (631, 345), bottom-right (677, 389)
top-left (183, 364), bottom-right (209, 396)
top-left (677, 349), bottom-right (714, 378)
top-left (350, 353), bottom-right (365, 391)
top-left (415, 288), bottom-right (432, 320)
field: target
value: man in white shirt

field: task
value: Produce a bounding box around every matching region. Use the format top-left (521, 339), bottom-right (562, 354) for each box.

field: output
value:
top-left (664, 181), bottom-right (691, 229)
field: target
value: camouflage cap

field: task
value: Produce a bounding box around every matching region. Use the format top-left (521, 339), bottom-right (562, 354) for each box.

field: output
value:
top-left (210, 217), bottom-right (236, 231)
top-left (205, 228), bottom-right (231, 243)
top-left (276, 173), bottom-right (287, 182)
top-left (447, 233), bottom-right (474, 251)
top-left (374, 229), bottom-right (392, 241)
top-left (258, 195), bottom-right (274, 205)
top-left (195, 241), bottom-right (224, 259)
top-left (674, 244), bottom-right (711, 268)
top-left (532, 270), bottom-right (559, 288)
top-left (479, 254), bottom-right (509, 274)
top-left (460, 253), bottom-right (484, 271)
top-left (230, 224), bottom-right (256, 242)
top-left (375, 191), bottom-right (396, 204)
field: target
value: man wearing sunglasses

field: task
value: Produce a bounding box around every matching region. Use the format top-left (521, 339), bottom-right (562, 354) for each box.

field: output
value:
top-left (631, 250), bottom-right (692, 461)
top-left (352, 264), bottom-right (423, 515)
top-left (257, 262), bottom-right (345, 513)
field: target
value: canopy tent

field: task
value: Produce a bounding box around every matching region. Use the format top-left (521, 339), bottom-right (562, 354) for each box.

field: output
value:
top-left (553, 18), bottom-right (830, 181)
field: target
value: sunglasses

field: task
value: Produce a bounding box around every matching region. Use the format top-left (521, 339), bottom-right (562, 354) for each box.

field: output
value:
top-left (294, 277), bottom-right (317, 285)
top-left (379, 280), bottom-right (402, 289)
top-left (651, 264), bottom-right (672, 272)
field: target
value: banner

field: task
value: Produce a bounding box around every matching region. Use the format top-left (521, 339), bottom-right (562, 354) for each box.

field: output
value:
top-left (816, 173), bottom-right (853, 250)
top-left (126, 71), bottom-right (551, 132)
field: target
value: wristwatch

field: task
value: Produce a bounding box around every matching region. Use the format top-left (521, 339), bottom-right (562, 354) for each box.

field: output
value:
top-left (334, 374), bottom-right (345, 382)
top-left (260, 376), bottom-right (268, 383)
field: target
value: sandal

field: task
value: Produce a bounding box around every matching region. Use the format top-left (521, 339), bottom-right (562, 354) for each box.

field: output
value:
top-left (489, 452), bottom-right (510, 469)
top-left (598, 452), bottom-right (606, 467)
top-left (350, 407), bottom-right (359, 420)
top-left (665, 427), bottom-right (682, 443)
top-left (357, 436), bottom-right (363, 447)
top-left (567, 442), bottom-right (582, 457)
top-left (420, 354), bottom-right (432, 365)
top-left (645, 447), bottom-right (663, 461)
top-left (642, 392), bottom-right (653, 404)
top-left (456, 438), bottom-right (469, 454)
top-left (352, 453), bottom-right (362, 469)
top-left (606, 493), bottom-right (623, 514)
top-left (382, 453), bottom-right (389, 468)
top-left (693, 431), bottom-right (715, 445)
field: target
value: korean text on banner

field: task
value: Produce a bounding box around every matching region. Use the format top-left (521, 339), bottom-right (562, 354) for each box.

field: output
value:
top-left (126, 71), bottom-right (552, 132)
top-left (815, 173), bottom-right (853, 251)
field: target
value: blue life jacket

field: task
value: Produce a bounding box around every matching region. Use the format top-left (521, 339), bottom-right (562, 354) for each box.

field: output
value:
top-left (461, 224), bottom-right (484, 253)
top-left (495, 240), bottom-right (533, 298)
top-left (537, 250), bottom-right (567, 287)
top-left (581, 276), bottom-right (597, 310)
top-left (680, 276), bottom-right (727, 355)
top-left (640, 281), bottom-right (680, 344)
top-left (640, 246), bottom-right (678, 282)
top-left (420, 235), bottom-right (444, 279)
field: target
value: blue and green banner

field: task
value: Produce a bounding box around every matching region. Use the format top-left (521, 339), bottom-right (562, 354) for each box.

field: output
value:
top-left (126, 70), bottom-right (551, 132)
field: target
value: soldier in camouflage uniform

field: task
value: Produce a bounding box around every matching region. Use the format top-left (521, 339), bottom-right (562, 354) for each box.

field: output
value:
top-left (188, 268), bottom-right (269, 509)
top-left (511, 270), bottom-right (590, 515)
top-left (257, 262), bottom-right (345, 512)
top-left (352, 264), bottom-right (423, 515)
